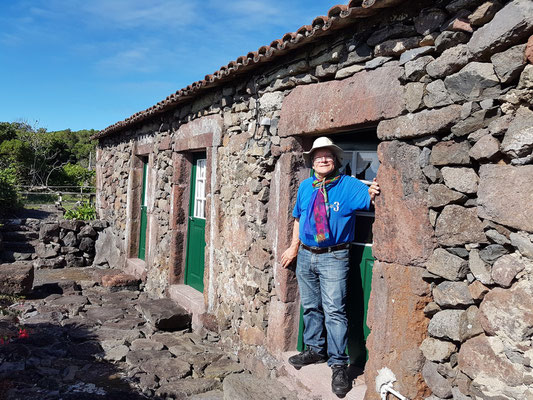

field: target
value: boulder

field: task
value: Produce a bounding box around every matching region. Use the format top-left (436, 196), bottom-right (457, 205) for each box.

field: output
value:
top-left (39, 223), bottom-right (59, 243)
top-left (428, 184), bottom-right (467, 208)
top-left (492, 253), bottom-right (527, 287)
top-left (423, 80), bottom-right (453, 108)
top-left (0, 262), bottom-right (34, 295)
top-left (434, 31), bottom-right (470, 52)
top-left (367, 24), bottom-right (418, 47)
top-left (428, 309), bottom-right (464, 341)
top-left (377, 105), bottom-right (463, 140)
top-left (430, 141), bottom-right (471, 166)
top-left (59, 219), bottom-right (85, 232)
top-left (444, 62), bottom-right (500, 102)
top-left (399, 46), bottom-right (435, 66)
top-left (404, 55), bottom-right (434, 81)
top-left (467, 0), bottom-right (533, 58)
top-left (469, 134), bottom-right (500, 160)
top-left (157, 379), bottom-right (221, 399)
top-left (78, 225), bottom-right (97, 238)
top-left (62, 231), bottom-right (78, 247)
top-left (35, 242), bottom-right (60, 259)
top-left (415, 8), bottom-right (448, 35)
top-left (510, 231), bottom-right (533, 259)
top-left (405, 82), bottom-right (424, 112)
top-left (441, 167), bottom-right (479, 194)
top-left (468, 1), bottom-right (503, 26)
top-left (479, 244), bottom-right (508, 263)
top-left (93, 227), bottom-right (122, 267)
top-left (137, 298), bottom-right (191, 331)
top-left (427, 44), bottom-right (471, 78)
top-left (479, 279), bottom-right (533, 342)
top-left (491, 44), bottom-right (527, 84)
top-left (469, 249), bottom-right (493, 285)
top-left (477, 164), bottom-right (533, 232)
top-left (501, 106), bottom-right (533, 159)
top-left (433, 281), bottom-right (474, 307)
top-left (422, 361), bottom-right (452, 399)
top-left (426, 248), bottom-right (468, 281)
top-left (420, 337), bottom-right (457, 362)
top-left (435, 205), bottom-right (487, 246)
top-left (468, 280), bottom-right (489, 301)
top-left (101, 273), bottom-right (140, 292)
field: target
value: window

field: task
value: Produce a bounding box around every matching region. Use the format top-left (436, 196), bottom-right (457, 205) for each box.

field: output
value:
top-left (193, 158), bottom-right (207, 219)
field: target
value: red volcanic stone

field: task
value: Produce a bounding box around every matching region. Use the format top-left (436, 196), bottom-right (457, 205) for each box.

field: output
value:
top-left (365, 261), bottom-right (431, 400)
top-left (101, 273), bottom-right (140, 290)
top-left (527, 35), bottom-right (533, 64)
top-left (266, 298), bottom-right (300, 353)
top-left (278, 64), bottom-right (404, 137)
top-left (373, 141), bottom-right (436, 266)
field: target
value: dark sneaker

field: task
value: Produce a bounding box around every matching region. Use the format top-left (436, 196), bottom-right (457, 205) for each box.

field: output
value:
top-left (331, 364), bottom-right (352, 398)
top-left (288, 349), bottom-right (328, 370)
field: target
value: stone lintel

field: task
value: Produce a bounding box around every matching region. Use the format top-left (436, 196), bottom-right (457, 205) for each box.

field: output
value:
top-left (278, 64), bottom-right (405, 137)
top-left (175, 114), bottom-right (223, 151)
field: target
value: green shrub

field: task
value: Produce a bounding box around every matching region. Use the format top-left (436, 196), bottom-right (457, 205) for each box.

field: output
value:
top-left (0, 168), bottom-right (21, 212)
top-left (64, 201), bottom-right (97, 220)
top-left (54, 163), bottom-right (95, 187)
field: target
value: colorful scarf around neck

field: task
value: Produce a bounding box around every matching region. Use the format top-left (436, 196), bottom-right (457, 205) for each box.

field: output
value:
top-left (303, 171), bottom-right (342, 244)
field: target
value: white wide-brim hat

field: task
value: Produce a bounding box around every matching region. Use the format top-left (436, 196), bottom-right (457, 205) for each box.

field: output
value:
top-left (303, 136), bottom-right (344, 168)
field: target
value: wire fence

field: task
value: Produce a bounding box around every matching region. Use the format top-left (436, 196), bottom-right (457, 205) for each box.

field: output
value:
top-left (17, 185), bottom-right (96, 210)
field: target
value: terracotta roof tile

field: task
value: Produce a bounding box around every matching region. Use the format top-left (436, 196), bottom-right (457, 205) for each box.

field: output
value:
top-left (94, 0), bottom-right (407, 139)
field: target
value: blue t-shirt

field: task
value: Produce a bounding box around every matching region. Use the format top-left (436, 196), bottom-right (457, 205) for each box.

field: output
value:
top-left (293, 174), bottom-right (371, 247)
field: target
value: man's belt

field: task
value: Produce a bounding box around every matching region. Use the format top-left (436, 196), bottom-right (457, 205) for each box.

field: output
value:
top-left (300, 243), bottom-right (351, 254)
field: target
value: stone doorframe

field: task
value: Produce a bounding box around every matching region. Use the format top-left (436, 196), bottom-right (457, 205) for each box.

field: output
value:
top-left (124, 140), bottom-right (155, 279)
top-left (266, 63), bottom-right (406, 356)
top-left (169, 115), bottom-right (223, 309)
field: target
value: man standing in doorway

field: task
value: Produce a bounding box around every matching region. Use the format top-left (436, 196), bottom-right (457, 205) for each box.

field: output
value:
top-left (281, 136), bottom-right (380, 398)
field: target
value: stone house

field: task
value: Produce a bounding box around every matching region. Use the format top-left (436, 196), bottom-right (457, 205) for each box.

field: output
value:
top-left (92, 0), bottom-right (533, 398)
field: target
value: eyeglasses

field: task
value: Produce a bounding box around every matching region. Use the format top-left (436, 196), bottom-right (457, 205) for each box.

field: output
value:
top-left (313, 156), bottom-right (334, 163)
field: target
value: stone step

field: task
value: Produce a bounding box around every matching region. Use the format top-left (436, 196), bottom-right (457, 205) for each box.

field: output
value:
top-left (1, 250), bottom-right (34, 262)
top-left (2, 241), bottom-right (35, 252)
top-left (136, 298), bottom-right (192, 331)
top-left (2, 231), bottom-right (39, 242)
top-left (222, 373), bottom-right (299, 400)
top-left (278, 352), bottom-right (367, 400)
top-left (0, 261), bottom-right (34, 295)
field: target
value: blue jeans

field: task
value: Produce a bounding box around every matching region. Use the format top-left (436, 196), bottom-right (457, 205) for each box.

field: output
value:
top-left (296, 246), bottom-right (350, 366)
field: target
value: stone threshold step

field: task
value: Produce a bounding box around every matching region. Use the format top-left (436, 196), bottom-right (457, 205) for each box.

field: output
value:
top-left (278, 352), bottom-right (366, 400)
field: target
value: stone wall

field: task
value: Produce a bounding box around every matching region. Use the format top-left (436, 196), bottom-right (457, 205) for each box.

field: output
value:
top-left (96, 0), bottom-right (533, 398)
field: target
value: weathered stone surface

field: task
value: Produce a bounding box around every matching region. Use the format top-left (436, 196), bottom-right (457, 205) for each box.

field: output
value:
top-left (420, 337), bottom-right (457, 362)
top-left (452, 108), bottom-right (500, 137)
top-left (426, 248), bottom-right (468, 281)
top-left (501, 106), bottom-right (533, 159)
top-left (141, 357), bottom-right (191, 380)
top-left (517, 62), bottom-right (533, 90)
top-left (469, 134), bottom-right (500, 160)
top-left (435, 205), bottom-right (487, 246)
top-left (377, 105), bottom-right (463, 140)
top-left (468, 280), bottom-right (489, 301)
top-left (469, 1), bottom-right (503, 26)
top-left (491, 44), bottom-right (527, 84)
top-left (428, 309), bottom-right (464, 341)
top-left (93, 227), bottom-right (122, 267)
top-left (430, 141), bottom-right (471, 166)
top-left (428, 184), bottom-right (467, 208)
top-left (422, 165), bottom-right (442, 183)
top-left (342, 43), bottom-right (373, 66)
top-left (334, 64), bottom-right (364, 79)
top-left (404, 55), bottom-right (434, 81)
top-left (479, 279), bottom-right (533, 342)
top-left (367, 24), bottom-right (418, 47)
top-left (203, 357), bottom-right (243, 379)
top-left (441, 167), bottom-right (479, 194)
top-left (278, 64), bottom-right (404, 137)
top-left (479, 244), bottom-right (508, 263)
top-left (459, 334), bottom-right (532, 398)
top-left (433, 281), bottom-right (474, 307)
top-left (405, 82), bottom-right (424, 112)
top-left (492, 253), bottom-right (527, 287)
top-left (365, 56), bottom-right (392, 70)
top-left (467, 0), bottom-right (533, 58)
top-left (372, 141), bottom-right (435, 265)
top-left (78, 225), bottom-right (97, 238)
top-left (423, 79), bottom-right (453, 108)
top-left (137, 299), bottom-right (191, 331)
top-left (444, 62), bottom-right (500, 102)
top-left (0, 263), bottom-right (34, 295)
top-left (62, 231), bottom-right (78, 247)
top-left (399, 46), bottom-right (434, 66)
top-left (157, 379), bottom-right (221, 399)
top-left (435, 31), bottom-right (470, 52)
top-left (39, 223), bottom-right (59, 242)
top-left (427, 44), bottom-right (471, 78)
top-left (59, 219), bottom-right (85, 232)
top-left (364, 262), bottom-right (431, 400)
top-left (223, 374), bottom-right (298, 400)
top-left (469, 249), bottom-right (493, 285)
top-left (510, 232), bottom-right (533, 259)
top-left (460, 305), bottom-right (484, 341)
top-left (36, 243), bottom-right (60, 259)
top-left (478, 165), bottom-right (533, 232)
top-left (422, 361), bottom-right (452, 399)
top-left (415, 9), bottom-right (448, 35)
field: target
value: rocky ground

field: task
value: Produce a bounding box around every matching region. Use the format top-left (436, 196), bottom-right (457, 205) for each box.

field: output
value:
top-left (0, 267), bottom-right (298, 400)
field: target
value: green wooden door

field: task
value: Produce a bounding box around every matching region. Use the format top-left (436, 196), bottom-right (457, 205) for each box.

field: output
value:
top-left (185, 153), bottom-right (207, 292)
top-left (138, 159), bottom-right (148, 260)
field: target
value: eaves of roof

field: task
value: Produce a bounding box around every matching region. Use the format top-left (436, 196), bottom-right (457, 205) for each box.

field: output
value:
top-left (93, 0), bottom-right (407, 140)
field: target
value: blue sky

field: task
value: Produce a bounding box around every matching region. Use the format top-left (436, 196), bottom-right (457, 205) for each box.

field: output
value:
top-left (0, 0), bottom-right (343, 132)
